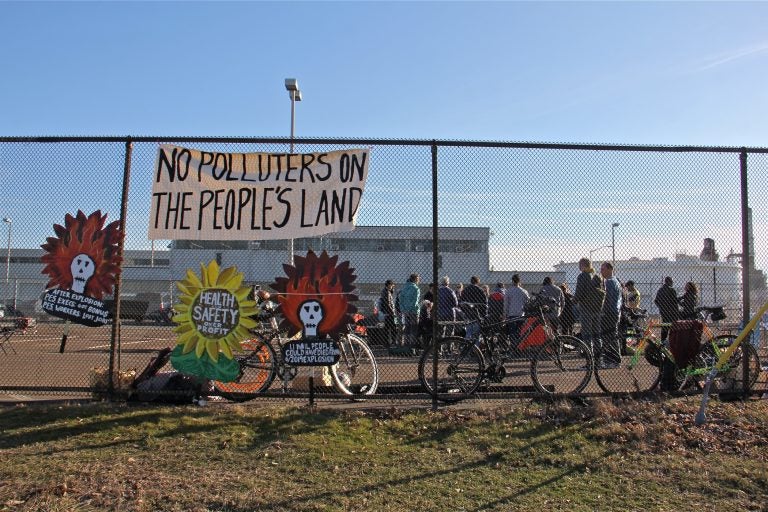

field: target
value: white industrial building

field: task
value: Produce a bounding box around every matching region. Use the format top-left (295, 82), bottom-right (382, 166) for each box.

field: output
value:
top-left (2, 226), bottom-right (748, 318)
top-left (2, 226), bottom-right (565, 313)
top-left (554, 254), bottom-right (742, 316)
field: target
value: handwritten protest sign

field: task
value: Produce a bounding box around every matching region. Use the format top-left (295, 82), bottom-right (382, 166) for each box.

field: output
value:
top-left (282, 339), bottom-right (341, 366)
top-left (149, 145), bottom-right (369, 240)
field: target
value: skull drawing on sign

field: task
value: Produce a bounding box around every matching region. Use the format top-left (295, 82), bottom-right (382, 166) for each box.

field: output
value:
top-left (298, 300), bottom-right (324, 338)
top-left (70, 253), bottom-right (96, 294)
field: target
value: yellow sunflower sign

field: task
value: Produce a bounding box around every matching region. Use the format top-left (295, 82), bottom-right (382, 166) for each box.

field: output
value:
top-left (170, 260), bottom-right (259, 381)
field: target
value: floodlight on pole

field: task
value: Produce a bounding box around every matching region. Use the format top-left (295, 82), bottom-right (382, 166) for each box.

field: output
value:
top-left (284, 78), bottom-right (302, 266)
top-left (2, 217), bottom-right (11, 304)
top-left (284, 78), bottom-right (302, 153)
top-left (611, 222), bottom-right (620, 266)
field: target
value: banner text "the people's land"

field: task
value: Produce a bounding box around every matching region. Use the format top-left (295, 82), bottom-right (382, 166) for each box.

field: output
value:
top-left (149, 146), bottom-right (369, 241)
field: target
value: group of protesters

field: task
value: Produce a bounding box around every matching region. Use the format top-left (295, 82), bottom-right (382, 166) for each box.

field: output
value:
top-left (377, 271), bottom-right (572, 350)
top-left (376, 260), bottom-right (700, 361)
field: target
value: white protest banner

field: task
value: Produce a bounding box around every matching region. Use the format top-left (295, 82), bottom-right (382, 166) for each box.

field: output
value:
top-left (149, 145), bottom-right (369, 240)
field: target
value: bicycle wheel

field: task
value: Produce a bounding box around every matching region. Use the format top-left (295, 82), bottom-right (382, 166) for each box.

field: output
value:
top-left (531, 335), bottom-right (592, 396)
top-left (700, 335), bottom-right (761, 396)
top-left (595, 336), bottom-right (662, 394)
top-left (214, 337), bottom-right (278, 401)
top-left (418, 336), bottom-right (485, 402)
top-left (331, 333), bottom-right (379, 396)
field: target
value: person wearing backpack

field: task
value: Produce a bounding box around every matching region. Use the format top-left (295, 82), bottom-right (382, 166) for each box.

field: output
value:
top-left (539, 276), bottom-right (564, 331)
top-left (574, 257), bottom-right (605, 350)
top-left (488, 283), bottom-right (505, 322)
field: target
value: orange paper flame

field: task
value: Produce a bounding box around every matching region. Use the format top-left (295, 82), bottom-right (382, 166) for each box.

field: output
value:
top-left (40, 210), bottom-right (122, 299)
top-left (270, 251), bottom-right (358, 338)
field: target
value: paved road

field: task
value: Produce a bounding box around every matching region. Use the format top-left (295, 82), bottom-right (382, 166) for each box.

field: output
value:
top-left (3, 322), bottom-right (766, 402)
top-left (0, 322), bottom-right (175, 401)
top-left (0, 322), bottom-right (536, 400)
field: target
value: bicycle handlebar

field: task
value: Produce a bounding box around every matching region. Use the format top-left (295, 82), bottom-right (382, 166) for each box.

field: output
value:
top-left (695, 305), bottom-right (724, 312)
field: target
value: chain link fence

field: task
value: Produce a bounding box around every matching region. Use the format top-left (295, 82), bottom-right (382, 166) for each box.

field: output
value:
top-left (0, 137), bottom-right (766, 405)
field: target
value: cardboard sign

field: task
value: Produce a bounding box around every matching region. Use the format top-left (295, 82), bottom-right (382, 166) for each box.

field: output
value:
top-left (41, 288), bottom-right (110, 327)
top-left (281, 339), bottom-right (341, 366)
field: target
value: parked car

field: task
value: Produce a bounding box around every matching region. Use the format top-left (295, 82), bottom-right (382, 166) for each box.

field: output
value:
top-left (0, 304), bottom-right (37, 332)
top-left (103, 292), bottom-right (172, 323)
top-left (145, 305), bottom-right (176, 324)
top-left (103, 298), bottom-right (150, 323)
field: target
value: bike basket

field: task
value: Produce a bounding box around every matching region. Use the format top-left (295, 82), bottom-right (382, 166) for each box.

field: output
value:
top-left (668, 320), bottom-right (704, 368)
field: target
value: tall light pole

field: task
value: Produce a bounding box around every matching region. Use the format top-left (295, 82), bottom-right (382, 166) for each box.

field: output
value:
top-left (2, 217), bottom-right (11, 305)
top-left (611, 222), bottom-right (620, 266)
top-left (284, 78), bottom-right (302, 265)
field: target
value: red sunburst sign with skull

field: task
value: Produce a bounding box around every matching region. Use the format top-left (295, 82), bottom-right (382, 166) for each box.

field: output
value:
top-left (270, 250), bottom-right (358, 339)
top-left (39, 210), bottom-right (122, 326)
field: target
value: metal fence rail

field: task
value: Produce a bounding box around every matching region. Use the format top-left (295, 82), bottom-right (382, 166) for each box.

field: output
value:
top-left (0, 136), bottom-right (766, 404)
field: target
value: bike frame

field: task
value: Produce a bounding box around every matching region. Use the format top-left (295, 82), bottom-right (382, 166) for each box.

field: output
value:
top-left (696, 301), bottom-right (768, 424)
top-left (659, 318), bottom-right (740, 380)
top-left (624, 314), bottom-right (756, 390)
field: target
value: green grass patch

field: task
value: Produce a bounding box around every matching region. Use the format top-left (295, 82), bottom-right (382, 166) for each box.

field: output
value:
top-left (1, 397), bottom-right (767, 511)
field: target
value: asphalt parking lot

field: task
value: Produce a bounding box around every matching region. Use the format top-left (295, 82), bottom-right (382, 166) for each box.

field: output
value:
top-left (2, 321), bottom-right (766, 404)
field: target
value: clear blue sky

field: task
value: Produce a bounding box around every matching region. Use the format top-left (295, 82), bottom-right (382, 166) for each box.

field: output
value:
top-left (2, 1), bottom-right (767, 145)
top-left (1, 1), bottom-right (767, 275)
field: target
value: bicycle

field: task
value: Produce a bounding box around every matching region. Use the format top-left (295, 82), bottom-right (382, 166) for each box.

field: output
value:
top-left (417, 296), bottom-right (594, 402)
top-left (697, 301), bottom-right (768, 424)
top-left (214, 305), bottom-right (379, 401)
top-left (595, 304), bottom-right (762, 396)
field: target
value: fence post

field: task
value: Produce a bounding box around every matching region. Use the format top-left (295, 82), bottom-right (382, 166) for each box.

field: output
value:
top-left (431, 142), bottom-right (439, 411)
top-left (108, 138), bottom-right (133, 399)
top-left (739, 149), bottom-right (751, 396)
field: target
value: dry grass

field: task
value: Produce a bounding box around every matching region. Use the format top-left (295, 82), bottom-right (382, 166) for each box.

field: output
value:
top-left (1, 396), bottom-right (767, 511)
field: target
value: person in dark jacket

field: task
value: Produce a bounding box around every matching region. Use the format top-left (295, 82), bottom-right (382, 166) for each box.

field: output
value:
top-left (460, 275), bottom-right (488, 340)
top-left (559, 283), bottom-right (575, 335)
top-left (379, 279), bottom-right (397, 346)
top-left (436, 276), bottom-right (459, 336)
top-left (460, 276), bottom-right (488, 319)
top-left (574, 258), bottom-right (604, 347)
top-left (678, 281), bottom-right (699, 321)
top-left (654, 276), bottom-right (679, 340)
